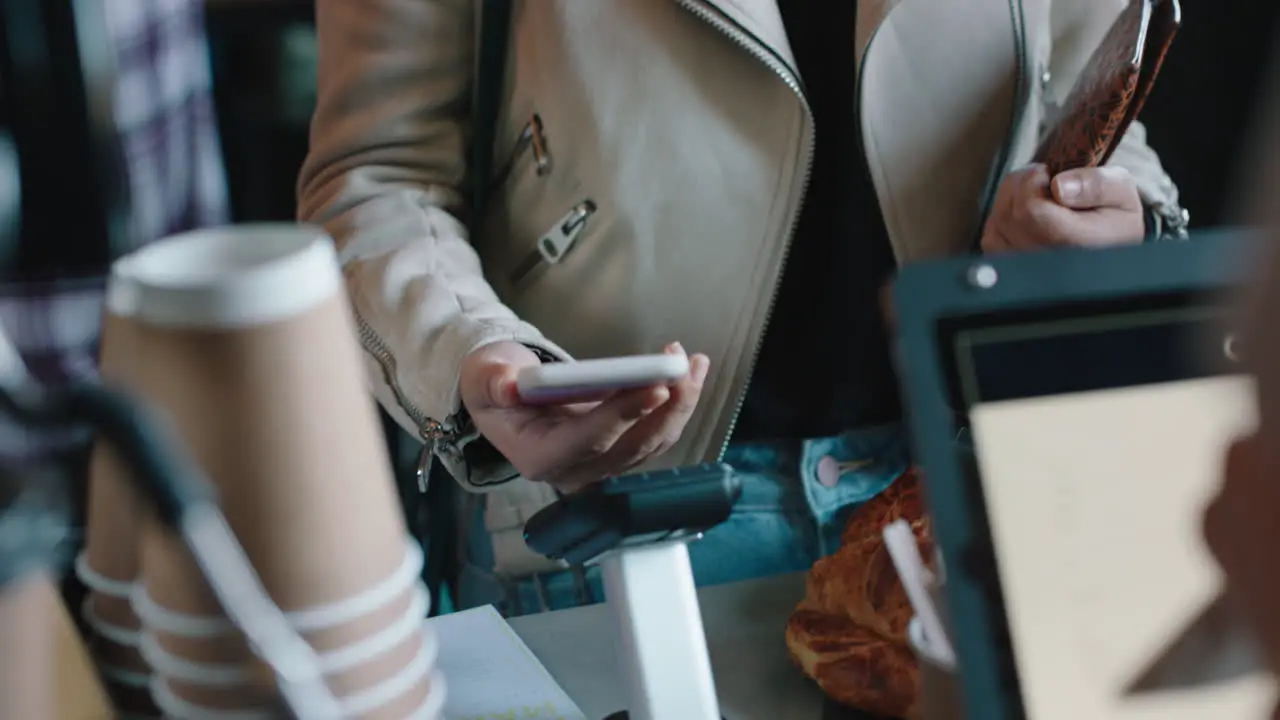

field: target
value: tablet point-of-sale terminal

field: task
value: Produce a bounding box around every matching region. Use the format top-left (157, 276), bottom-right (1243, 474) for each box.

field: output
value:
top-left (893, 230), bottom-right (1261, 720)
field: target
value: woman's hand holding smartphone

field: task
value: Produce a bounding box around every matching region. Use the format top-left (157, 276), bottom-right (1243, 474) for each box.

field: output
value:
top-left (457, 341), bottom-right (710, 492)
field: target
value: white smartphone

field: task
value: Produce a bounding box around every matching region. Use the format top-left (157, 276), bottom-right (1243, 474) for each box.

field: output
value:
top-left (516, 353), bottom-right (690, 405)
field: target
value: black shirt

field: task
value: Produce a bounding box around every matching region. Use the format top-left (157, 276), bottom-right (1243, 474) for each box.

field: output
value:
top-left (732, 0), bottom-right (902, 442)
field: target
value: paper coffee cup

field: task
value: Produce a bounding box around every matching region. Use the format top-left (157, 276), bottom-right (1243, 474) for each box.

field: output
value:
top-left (146, 642), bottom-right (438, 719)
top-left (284, 540), bottom-right (426, 654)
top-left (320, 614), bottom-right (437, 718)
top-left (138, 578), bottom-right (440, 718)
top-left (338, 664), bottom-right (443, 720)
top-left (142, 635), bottom-right (439, 718)
top-left (160, 674), bottom-right (278, 712)
top-left (152, 675), bottom-right (279, 717)
top-left (145, 584), bottom-right (419, 669)
top-left (81, 594), bottom-right (148, 676)
top-left (81, 262), bottom-right (147, 629)
top-left (135, 540), bottom-right (425, 664)
top-left (151, 664), bottom-right (445, 720)
top-left (127, 225), bottom-right (407, 617)
top-left (81, 589), bottom-right (161, 716)
top-left (0, 573), bottom-right (55, 720)
top-left (152, 670), bottom-right (446, 720)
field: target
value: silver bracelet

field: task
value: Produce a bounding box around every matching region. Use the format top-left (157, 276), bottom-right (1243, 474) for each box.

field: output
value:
top-left (1153, 203), bottom-right (1192, 241)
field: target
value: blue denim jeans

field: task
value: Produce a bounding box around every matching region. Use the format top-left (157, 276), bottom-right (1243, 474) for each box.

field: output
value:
top-left (456, 424), bottom-right (909, 617)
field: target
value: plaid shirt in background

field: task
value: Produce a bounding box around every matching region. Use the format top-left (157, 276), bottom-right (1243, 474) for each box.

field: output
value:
top-left (0, 0), bottom-right (229, 462)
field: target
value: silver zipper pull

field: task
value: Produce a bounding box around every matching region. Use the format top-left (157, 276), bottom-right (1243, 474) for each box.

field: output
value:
top-left (495, 113), bottom-right (552, 187)
top-left (527, 113), bottom-right (552, 176)
top-left (509, 199), bottom-right (598, 284)
top-left (539, 200), bottom-right (596, 264)
top-left (416, 441), bottom-right (434, 493)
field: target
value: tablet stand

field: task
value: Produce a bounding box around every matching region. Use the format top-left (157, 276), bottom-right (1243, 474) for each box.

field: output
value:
top-left (597, 538), bottom-right (722, 720)
top-left (520, 462), bottom-right (740, 720)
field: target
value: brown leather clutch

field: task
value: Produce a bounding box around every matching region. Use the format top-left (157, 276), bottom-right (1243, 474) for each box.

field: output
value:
top-left (1033, 0), bottom-right (1181, 175)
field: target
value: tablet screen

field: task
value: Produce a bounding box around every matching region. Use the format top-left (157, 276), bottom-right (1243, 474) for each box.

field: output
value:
top-left (947, 293), bottom-right (1234, 408)
top-left (962, 333), bottom-right (1276, 718)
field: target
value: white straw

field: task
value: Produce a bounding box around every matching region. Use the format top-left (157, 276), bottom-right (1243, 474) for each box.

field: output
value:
top-left (883, 519), bottom-right (956, 666)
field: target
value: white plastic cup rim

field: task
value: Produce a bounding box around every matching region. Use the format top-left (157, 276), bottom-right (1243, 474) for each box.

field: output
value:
top-left (80, 596), bottom-right (142, 648)
top-left (131, 540), bottom-right (425, 638)
top-left (79, 596), bottom-right (151, 692)
top-left (110, 223), bottom-right (341, 330)
top-left (337, 632), bottom-right (440, 718)
top-left (74, 551), bottom-right (136, 599)
top-left (138, 582), bottom-right (434, 686)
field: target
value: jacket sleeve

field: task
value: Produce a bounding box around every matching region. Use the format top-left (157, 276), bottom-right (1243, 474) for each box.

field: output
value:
top-left (1046, 0), bottom-right (1187, 237)
top-left (297, 0), bottom-right (568, 490)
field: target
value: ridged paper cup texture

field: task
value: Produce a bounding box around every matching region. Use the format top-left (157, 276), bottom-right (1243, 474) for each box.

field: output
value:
top-left (135, 561), bottom-right (438, 717)
top-left (137, 542), bottom-right (424, 669)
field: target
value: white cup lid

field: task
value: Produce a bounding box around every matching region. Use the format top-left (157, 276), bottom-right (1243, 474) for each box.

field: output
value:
top-left (111, 224), bottom-right (341, 329)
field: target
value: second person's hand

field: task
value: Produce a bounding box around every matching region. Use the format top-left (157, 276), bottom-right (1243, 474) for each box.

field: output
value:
top-left (458, 341), bottom-right (711, 492)
top-left (980, 163), bottom-right (1146, 253)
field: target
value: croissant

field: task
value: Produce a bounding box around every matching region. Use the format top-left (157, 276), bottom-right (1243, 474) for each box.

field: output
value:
top-left (785, 467), bottom-right (935, 719)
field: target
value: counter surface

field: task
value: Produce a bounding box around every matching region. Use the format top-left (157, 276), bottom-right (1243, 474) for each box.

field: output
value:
top-left (508, 572), bottom-right (832, 720)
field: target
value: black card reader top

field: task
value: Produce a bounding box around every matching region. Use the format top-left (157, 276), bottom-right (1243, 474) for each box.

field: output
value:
top-left (523, 463), bottom-right (741, 566)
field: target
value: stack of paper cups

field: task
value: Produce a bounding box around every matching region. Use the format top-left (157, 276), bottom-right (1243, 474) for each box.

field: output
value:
top-left (75, 261), bottom-right (158, 715)
top-left (134, 546), bottom-right (439, 718)
top-left (0, 573), bottom-right (55, 719)
top-left (116, 225), bottom-right (445, 718)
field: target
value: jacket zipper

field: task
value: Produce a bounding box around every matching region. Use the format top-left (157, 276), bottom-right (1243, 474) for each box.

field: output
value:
top-left (674, 0), bottom-right (815, 458)
top-left (354, 310), bottom-right (456, 447)
top-left (683, 0), bottom-right (1027, 455)
top-left (352, 118), bottom-right (556, 457)
top-left (510, 199), bottom-right (598, 286)
top-left (972, 0), bottom-right (1029, 247)
top-left (493, 113), bottom-right (553, 191)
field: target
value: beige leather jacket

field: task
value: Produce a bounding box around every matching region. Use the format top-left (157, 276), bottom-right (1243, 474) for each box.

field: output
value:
top-left (299, 0), bottom-right (1183, 574)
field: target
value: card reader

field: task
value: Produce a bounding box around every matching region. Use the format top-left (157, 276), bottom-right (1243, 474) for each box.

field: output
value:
top-left (523, 462), bottom-right (741, 565)
top-left (523, 462), bottom-right (742, 720)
